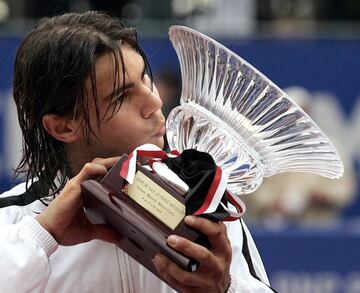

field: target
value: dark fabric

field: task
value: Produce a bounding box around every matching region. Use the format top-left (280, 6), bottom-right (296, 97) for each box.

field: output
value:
top-left (163, 149), bottom-right (230, 221)
top-left (0, 181), bottom-right (48, 208)
top-left (240, 219), bottom-right (278, 292)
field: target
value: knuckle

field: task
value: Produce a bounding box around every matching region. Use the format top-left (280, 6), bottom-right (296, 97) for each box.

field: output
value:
top-left (181, 238), bottom-right (192, 250)
top-left (68, 183), bottom-right (80, 193)
top-left (156, 262), bottom-right (166, 274)
top-left (178, 273), bottom-right (192, 284)
top-left (66, 176), bottom-right (76, 186)
top-left (191, 215), bottom-right (204, 227)
top-left (226, 243), bottom-right (232, 259)
top-left (198, 249), bottom-right (212, 263)
top-left (207, 224), bottom-right (223, 238)
top-left (173, 236), bottom-right (190, 251)
top-left (214, 261), bottom-right (229, 278)
top-left (215, 222), bottom-right (227, 236)
top-left (92, 157), bottom-right (104, 163)
top-left (83, 162), bottom-right (93, 171)
top-left (219, 222), bottom-right (227, 234)
top-left (157, 264), bottom-right (166, 274)
top-left (65, 176), bottom-right (79, 189)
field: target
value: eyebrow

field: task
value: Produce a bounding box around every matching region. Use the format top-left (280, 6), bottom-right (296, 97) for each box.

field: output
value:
top-left (103, 82), bottom-right (134, 102)
top-left (103, 61), bottom-right (147, 101)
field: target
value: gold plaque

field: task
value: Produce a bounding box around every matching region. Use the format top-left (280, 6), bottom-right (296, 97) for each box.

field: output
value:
top-left (125, 171), bottom-right (186, 230)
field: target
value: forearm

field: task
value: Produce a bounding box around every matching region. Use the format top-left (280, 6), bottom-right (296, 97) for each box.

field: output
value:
top-left (0, 216), bottom-right (58, 292)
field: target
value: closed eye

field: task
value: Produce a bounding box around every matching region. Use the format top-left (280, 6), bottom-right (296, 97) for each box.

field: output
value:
top-left (116, 92), bottom-right (128, 102)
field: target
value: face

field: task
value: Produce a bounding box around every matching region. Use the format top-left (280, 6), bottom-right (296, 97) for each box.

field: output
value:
top-left (78, 44), bottom-right (165, 160)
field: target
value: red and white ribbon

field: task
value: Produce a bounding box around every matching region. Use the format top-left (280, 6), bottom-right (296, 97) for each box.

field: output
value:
top-left (222, 190), bottom-right (246, 221)
top-left (120, 144), bottom-right (167, 184)
top-left (119, 143), bottom-right (245, 220)
top-left (193, 166), bottom-right (228, 215)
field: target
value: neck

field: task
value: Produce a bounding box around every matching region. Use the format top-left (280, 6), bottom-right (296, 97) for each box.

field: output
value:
top-left (66, 141), bottom-right (91, 177)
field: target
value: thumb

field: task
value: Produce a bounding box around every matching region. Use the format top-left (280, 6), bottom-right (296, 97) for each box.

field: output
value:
top-left (89, 224), bottom-right (121, 244)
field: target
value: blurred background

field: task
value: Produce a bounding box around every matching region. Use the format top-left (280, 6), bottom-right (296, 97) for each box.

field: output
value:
top-left (0, 0), bottom-right (360, 292)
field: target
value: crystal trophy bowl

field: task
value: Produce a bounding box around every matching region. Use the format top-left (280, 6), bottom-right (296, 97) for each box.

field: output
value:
top-left (166, 26), bottom-right (344, 195)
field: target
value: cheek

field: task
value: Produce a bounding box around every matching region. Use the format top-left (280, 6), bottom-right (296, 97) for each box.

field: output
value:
top-left (104, 115), bottom-right (143, 144)
top-left (106, 117), bottom-right (132, 138)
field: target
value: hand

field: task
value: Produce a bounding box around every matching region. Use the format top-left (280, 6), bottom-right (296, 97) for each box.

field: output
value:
top-left (36, 157), bottom-right (121, 246)
top-left (153, 216), bottom-right (232, 293)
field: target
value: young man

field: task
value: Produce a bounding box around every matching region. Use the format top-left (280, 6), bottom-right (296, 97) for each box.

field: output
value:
top-left (0, 11), bottom-right (273, 292)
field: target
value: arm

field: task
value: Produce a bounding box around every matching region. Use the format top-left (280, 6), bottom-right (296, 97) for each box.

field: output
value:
top-left (0, 216), bottom-right (57, 293)
top-left (0, 157), bottom-right (120, 292)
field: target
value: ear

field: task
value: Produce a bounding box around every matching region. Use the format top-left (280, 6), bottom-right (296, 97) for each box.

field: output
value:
top-left (42, 114), bottom-right (80, 143)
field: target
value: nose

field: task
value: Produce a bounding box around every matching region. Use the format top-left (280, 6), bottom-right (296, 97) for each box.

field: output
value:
top-left (141, 84), bottom-right (163, 119)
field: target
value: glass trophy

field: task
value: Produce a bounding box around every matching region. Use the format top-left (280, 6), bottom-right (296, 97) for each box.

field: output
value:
top-left (82, 26), bottom-right (344, 289)
top-left (166, 25), bottom-right (344, 197)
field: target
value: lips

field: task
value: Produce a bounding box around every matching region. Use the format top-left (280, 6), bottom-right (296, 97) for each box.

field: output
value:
top-left (154, 121), bottom-right (166, 137)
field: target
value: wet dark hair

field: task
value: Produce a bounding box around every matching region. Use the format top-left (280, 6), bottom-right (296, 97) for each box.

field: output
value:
top-left (13, 11), bottom-right (153, 198)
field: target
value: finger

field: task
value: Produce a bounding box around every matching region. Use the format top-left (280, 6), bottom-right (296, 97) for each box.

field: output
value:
top-left (71, 162), bottom-right (109, 184)
top-left (153, 254), bottom-right (200, 289)
top-left (72, 157), bottom-right (121, 184)
top-left (91, 156), bottom-right (121, 169)
top-left (184, 216), bottom-right (231, 255)
top-left (88, 224), bottom-right (121, 244)
top-left (153, 254), bottom-right (183, 291)
top-left (57, 163), bottom-right (108, 205)
top-left (166, 235), bottom-right (219, 270)
top-left (70, 157), bottom-right (121, 184)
